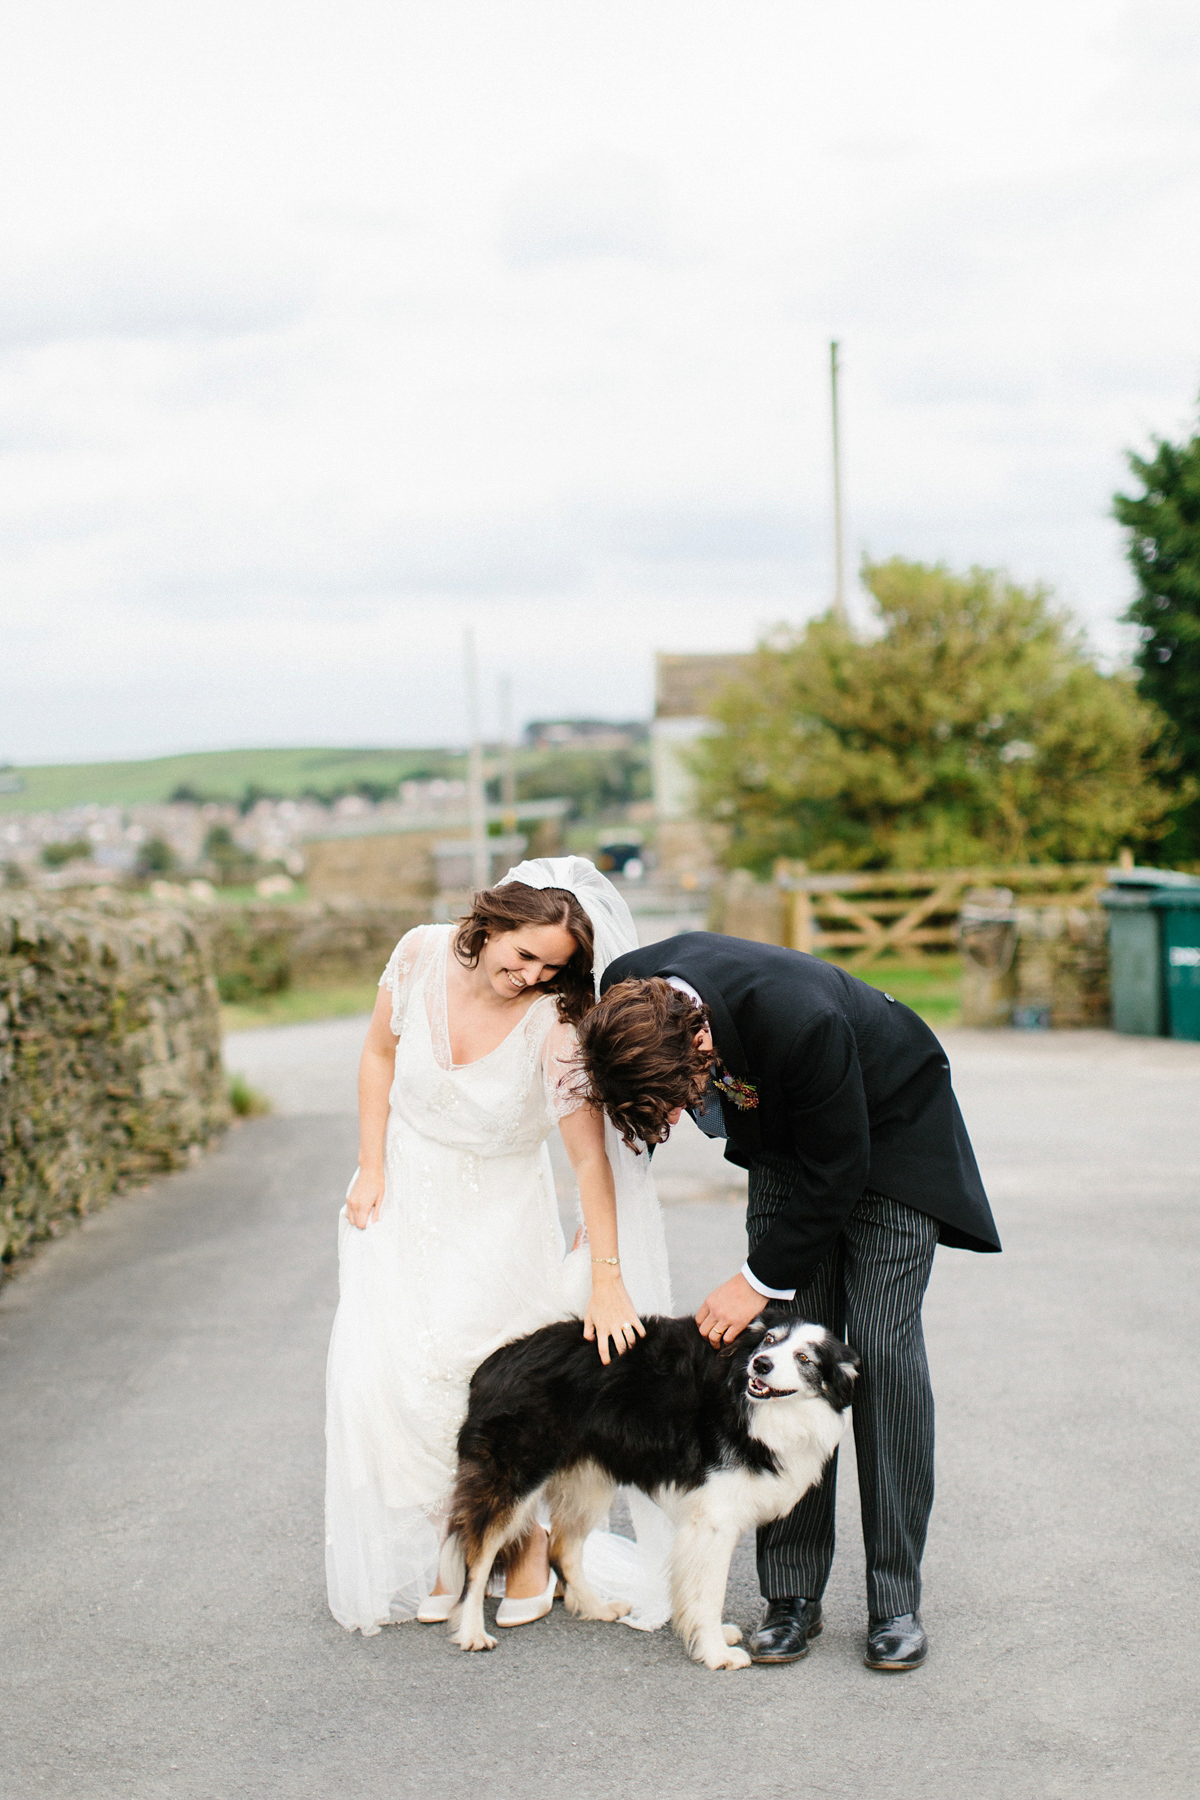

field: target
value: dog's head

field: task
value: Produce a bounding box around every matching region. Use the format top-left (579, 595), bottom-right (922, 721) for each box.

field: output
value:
top-left (743, 1318), bottom-right (861, 1413)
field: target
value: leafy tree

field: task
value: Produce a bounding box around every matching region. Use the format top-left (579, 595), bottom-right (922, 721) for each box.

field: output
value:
top-left (42, 839), bottom-right (91, 867)
top-left (513, 746), bottom-right (650, 819)
top-left (203, 823), bottom-right (256, 885)
top-left (692, 558), bottom-right (1180, 873)
top-left (1113, 421), bottom-right (1200, 859)
top-left (135, 836), bottom-right (175, 877)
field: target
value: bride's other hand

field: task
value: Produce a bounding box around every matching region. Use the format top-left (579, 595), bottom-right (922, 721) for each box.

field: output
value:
top-left (346, 1165), bottom-right (385, 1229)
top-left (562, 1103), bottom-right (643, 1363)
top-left (584, 1270), bottom-right (645, 1365)
top-left (350, 988), bottom-right (397, 1229)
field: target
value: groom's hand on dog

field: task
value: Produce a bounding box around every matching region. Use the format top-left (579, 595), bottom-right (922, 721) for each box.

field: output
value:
top-left (695, 1272), bottom-right (763, 1347)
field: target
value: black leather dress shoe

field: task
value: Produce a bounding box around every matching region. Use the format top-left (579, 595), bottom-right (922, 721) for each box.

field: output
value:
top-left (864, 1612), bottom-right (928, 1671)
top-left (748, 1597), bottom-right (824, 1664)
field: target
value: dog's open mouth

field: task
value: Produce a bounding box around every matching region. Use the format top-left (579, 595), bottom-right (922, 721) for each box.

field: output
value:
top-left (747, 1376), bottom-right (798, 1400)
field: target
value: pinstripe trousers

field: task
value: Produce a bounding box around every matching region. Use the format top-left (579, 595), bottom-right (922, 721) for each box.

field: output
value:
top-left (748, 1155), bottom-right (938, 1619)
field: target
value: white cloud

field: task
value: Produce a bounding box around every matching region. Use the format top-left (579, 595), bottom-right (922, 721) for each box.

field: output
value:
top-left (500, 152), bottom-right (678, 268)
top-left (0, 0), bottom-right (1197, 761)
top-left (0, 230), bottom-right (314, 350)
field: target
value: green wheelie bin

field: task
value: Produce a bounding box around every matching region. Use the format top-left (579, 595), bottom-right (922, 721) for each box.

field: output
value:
top-left (1152, 889), bottom-right (1200, 1041)
top-left (1100, 867), bottom-right (1200, 1036)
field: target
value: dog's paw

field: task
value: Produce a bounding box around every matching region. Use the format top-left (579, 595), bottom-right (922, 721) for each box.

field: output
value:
top-left (721, 1622), bottom-right (743, 1645)
top-left (454, 1628), bottom-right (497, 1653)
top-left (698, 1643), bottom-right (753, 1671)
top-left (564, 1589), bottom-right (631, 1622)
top-left (593, 1599), bottom-right (632, 1622)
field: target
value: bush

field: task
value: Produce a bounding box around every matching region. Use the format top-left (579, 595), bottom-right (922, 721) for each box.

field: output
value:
top-left (227, 1073), bottom-right (270, 1117)
top-left (136, 836), bottom-right (175, 877)
top-left (204, 824), bottom-right (258, 888)
top-left (42, 840), bottom-right (91, 868)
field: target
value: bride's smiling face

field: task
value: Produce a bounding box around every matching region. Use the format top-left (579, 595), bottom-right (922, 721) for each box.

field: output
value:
top-left (480, 922), bottom-right (579, 1000)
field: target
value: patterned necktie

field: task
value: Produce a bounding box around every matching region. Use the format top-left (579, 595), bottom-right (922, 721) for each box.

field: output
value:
top-left (690, 1080), bottom-right (728, 1139)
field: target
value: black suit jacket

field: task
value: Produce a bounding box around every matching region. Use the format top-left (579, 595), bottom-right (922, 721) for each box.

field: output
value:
top-left (600, 932), bottom-right (1000, 1294)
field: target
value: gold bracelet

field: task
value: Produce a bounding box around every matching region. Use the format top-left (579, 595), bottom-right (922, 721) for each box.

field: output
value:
top-left (591, 1256), bottom-right (620, 1266)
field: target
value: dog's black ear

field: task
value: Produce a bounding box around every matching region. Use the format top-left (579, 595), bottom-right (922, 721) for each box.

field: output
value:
top-left (758, 1304), bottom-right (793, 1333)
top-left (821, 1340), bottom-right (861, 1411)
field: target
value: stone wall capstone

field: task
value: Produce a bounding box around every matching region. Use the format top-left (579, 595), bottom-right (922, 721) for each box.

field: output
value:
top-left (0, 897), bottom-right (230, 1272)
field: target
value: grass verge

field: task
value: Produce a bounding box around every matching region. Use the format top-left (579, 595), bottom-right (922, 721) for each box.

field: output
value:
top-left (828, 956), bottom-right (962, 1027)
top-left (221, 981), bottom-right (380, 1033)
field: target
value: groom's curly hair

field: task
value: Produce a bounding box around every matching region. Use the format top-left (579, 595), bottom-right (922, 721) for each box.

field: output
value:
top-left (575, 977), bottom-right (715, 1149)
top-left (454, 883), bottom-right (596, 1024)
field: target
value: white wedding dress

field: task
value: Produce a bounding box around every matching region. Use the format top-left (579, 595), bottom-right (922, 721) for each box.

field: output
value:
top-left (325, 864), bottom-right (674, 1637)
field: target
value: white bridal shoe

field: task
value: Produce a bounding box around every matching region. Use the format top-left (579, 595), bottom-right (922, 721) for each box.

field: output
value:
top-left (416, 1590), bottom-right (457, 1624)
top-left (495, 1569), bottom-right (558, 1629)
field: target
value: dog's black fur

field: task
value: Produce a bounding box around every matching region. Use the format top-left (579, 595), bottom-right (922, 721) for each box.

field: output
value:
top-left (443, 1310), bottom-right (859, 1667)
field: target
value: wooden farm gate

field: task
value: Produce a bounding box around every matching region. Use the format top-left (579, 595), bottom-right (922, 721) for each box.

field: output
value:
top-left (772, 862), bottom-right (1109, 969)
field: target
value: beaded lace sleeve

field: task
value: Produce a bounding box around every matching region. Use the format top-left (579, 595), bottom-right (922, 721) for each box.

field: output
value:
top-left (378, 926), bottom-right (429, 1038)
top-left (541, 1017), bottom-right (590, 1121)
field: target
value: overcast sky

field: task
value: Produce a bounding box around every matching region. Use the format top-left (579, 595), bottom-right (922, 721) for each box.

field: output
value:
top-left (3, 0), bottom-right (1199, 762)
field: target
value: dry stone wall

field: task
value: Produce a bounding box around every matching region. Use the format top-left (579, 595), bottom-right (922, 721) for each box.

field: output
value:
top-left (0, 898), bottom-right (229, 1271)
top-left (302, 831), bottom-right (439, 906)
top-left (209, 900), bottom-right (430, 1001)
top-left (1011, 903), bottom-right (1110, 1028)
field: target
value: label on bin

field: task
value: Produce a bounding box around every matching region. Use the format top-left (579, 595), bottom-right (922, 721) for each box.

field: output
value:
top-left (1168, 946), bottom-right (1200, 967)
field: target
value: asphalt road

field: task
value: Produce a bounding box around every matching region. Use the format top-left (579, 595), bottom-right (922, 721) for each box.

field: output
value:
top-left (2, 1023), bottom-right (1198, 1800)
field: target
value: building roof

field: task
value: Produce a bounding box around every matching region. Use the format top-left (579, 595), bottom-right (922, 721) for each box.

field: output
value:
top-left (654, 653), bottom-right (754, 719)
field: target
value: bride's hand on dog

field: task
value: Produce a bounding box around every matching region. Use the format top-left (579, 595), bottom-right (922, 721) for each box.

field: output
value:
top-left (584, 1270), bottom-right (645, 1365)
top-left (345, 1165), bottom-right (385, 1229)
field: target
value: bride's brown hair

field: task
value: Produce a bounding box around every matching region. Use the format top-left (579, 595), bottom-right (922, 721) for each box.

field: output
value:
top-left (454, 882), bottom-right (596, 1025)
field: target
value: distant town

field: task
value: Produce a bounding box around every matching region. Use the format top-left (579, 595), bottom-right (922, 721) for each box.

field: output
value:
top-left (0, 688), bottom-right (720, 902)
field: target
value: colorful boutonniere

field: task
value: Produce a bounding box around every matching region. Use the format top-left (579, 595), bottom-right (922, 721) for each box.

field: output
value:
top-left (714, 1071), bottom-right (759, 1111)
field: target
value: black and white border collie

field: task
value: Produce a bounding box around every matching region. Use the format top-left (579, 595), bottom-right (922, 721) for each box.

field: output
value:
top-left (441, 1312), bottom-right (860, 1670)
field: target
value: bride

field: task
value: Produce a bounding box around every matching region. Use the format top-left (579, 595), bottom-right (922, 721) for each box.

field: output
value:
top-left (325, 856), bottom-right (673, 1636)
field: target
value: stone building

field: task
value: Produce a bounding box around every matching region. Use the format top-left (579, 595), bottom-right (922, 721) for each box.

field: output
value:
top-left (651, 652), bottom-right (752, 885)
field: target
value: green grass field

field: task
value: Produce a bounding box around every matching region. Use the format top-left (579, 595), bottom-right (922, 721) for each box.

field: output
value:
top-left (1, 746), bottom-right (461, 814)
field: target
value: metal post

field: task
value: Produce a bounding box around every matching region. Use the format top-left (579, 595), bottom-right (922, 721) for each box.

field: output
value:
top-left (830, 340), bottom-right (847, 627)
top-left (464, 628), bottom-right (490, 892)
top-left (498, 675), bottom-right (517, 833)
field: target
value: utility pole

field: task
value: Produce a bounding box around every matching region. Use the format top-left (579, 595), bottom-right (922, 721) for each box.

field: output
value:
top-left (830, 339), bottom-right (847, 627)
top-left (498, 675), bottom-right (517, 833)
top-left (463, 627), bottom-right (489, 892)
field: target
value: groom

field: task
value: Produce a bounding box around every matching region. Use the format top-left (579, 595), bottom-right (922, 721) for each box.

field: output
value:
top-left (577, 931), bottom-right (1000, 1672)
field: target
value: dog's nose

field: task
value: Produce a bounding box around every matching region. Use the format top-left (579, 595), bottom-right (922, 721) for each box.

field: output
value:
top-left (751, 1356), bottom-right (772, 1375)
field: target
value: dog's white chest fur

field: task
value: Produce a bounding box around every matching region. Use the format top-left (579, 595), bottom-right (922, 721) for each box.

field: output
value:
top-left (669, 1399), bottom-right (849, 1534)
